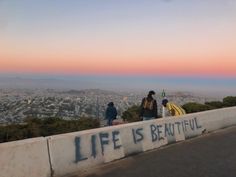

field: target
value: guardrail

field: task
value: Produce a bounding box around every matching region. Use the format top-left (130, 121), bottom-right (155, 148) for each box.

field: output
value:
top-left (1, 107), bottom-right (236, 177)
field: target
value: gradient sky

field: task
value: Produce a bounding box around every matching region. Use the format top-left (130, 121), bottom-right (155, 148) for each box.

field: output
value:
top-left (1, 0), bottom-right (236, 77)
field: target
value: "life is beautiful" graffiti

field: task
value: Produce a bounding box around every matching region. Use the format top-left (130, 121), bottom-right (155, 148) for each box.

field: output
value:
top-left (75, 117), bottom-right (202, 163)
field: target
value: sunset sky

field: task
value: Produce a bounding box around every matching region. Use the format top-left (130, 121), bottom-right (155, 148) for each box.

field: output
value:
top-left (0, 0), bottom-right (236, 94)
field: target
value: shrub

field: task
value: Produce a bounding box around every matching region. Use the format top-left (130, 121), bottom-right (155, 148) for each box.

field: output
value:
top-left (182, 102), bottom-right (214, 113)
top-left (205, 101), bottom-right (224, 109)
top-left (122, 105), bottom-right (141, 122)
top-left (223, 96), bottom-right (236, 107)
top-left (0, 117), bottom-right (100, 143)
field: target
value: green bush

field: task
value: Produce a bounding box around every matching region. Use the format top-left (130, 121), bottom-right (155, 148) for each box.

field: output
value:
top-left (122, 105), bottom-right (141, 122)
top-left (205, 101), bottom-right (224, 109)
top-left (182, 102), bottom-right (214, 113)
top-left (223, 96), bottom-right (236, 107)
top-left (0, 117), bottom-right (100, 143)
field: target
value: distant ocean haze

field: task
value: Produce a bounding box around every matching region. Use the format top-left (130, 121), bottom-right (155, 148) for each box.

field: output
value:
top-left (0, 74), bottom-right (235, 97)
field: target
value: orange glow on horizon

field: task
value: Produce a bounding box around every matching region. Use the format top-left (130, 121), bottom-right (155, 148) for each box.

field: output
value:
top-left (1, 55), bottom-right (236, 77)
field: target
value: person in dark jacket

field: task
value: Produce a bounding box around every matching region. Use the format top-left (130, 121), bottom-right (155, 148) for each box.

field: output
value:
top-left (105, 102), bottom-right (117, 126)
top-left (140, 90), bottom-right (158, 121)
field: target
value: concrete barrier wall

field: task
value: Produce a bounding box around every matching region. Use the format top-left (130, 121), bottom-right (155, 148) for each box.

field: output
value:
top-left (1, 107), bottom-right (236, 177)
top-left (0, 137), bottom-right (51, 177)
top-left (191, 107), bottom-right (236, 132)
top-left (49, 107), bottom-right (236, 177)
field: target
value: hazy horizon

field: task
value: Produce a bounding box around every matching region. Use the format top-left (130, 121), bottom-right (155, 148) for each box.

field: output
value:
top-left (0, 73), bottom-right (235, 98)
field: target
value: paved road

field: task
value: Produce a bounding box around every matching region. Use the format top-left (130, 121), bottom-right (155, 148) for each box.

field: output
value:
top-left (73, 126), bottom-right (236, 177)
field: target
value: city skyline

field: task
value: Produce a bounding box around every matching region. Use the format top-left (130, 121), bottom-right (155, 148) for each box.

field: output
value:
top-left (1, 0), bottom-right (236, 94)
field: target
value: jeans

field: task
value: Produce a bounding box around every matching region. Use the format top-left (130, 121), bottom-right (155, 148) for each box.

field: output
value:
top-left (142, 117), bottom-right (155, 121)
top-left (107, 119), bottom-right (113, 126)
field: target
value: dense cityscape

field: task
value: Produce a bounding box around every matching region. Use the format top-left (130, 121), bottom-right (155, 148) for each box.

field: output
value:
top-left (0, 88), bottom-right (220, 125)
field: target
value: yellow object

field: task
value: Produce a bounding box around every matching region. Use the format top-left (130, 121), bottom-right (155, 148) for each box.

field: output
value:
top-left (166, 102), bottom-right (186, 116)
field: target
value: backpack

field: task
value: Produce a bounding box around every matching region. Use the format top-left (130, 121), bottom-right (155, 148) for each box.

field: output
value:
top-left (143, 98), bottom-right (154, 110)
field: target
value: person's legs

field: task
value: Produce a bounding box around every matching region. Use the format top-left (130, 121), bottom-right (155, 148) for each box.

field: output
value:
top-left (143, 117), bottom-right (155, 121)
top-left (107, 119), bottom-right (113, 126)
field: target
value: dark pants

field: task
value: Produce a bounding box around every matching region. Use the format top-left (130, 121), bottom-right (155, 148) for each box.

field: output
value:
top-left (107, 119), bottom-right (113, 126)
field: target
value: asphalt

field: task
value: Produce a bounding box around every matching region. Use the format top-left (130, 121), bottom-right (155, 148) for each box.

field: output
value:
top-left (71, 126), bottom-right (236, 177)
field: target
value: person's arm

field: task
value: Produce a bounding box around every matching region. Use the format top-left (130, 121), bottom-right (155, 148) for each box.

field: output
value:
top-left (153, 100), bottom-right (158, 118)
top-left (166, 103), bottom-right (174, 116)
top-left (114, 107), bottom-right (117, 118)
top-left (139, 98), bottom-right (145, 117)
top-left (105, 108), bottom-right (108, 119)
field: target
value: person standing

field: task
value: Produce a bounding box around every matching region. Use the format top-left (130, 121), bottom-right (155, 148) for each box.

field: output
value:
top-left (140, 90), bottom-right (158, 121)
top-left (162, 99), bottom-right (186, 117)
top-left (105, 102), bottom-right (117, 126)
